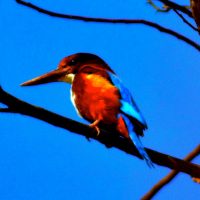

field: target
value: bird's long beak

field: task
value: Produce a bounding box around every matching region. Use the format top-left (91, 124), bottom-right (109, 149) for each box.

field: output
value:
top-left (21, 68), bottom-right (69, 86)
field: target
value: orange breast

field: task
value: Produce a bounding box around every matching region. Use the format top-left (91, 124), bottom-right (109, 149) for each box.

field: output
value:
top-left (72, 73), bottom-right (121, 125)
top-left (71, 72), bottom-right (130, 138)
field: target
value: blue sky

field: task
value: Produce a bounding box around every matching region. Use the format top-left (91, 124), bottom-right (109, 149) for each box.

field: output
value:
top-left (0, 1), bottom-right (200, 199)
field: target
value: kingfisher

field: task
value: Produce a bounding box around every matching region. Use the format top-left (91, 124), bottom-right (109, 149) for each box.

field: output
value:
top-left (21, 53), bottom-right (153, 166)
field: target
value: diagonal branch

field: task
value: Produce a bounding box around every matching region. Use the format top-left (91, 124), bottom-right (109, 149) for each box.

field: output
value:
top-left (148, 1), bottom-right (197, 32)
top-left (191, 0), bottom-right (200, 34)
top-left (147, 0), bottom-right (171, 12)
top-left (0, 86), bottom-right (200, 178)
top-left (15, 0), bottom-right (200, 52)
top-left (141, 145), bottom-right (200, 200)
top-left (173, 9), bottom-right (198, 32)
top-left (0, 108), bottom-right (18, 112)
top-left (158, 0), bottom-right (193, 18)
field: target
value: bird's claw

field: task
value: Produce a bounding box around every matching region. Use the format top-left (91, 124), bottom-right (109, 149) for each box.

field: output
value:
top-left (89, 120), bottom-right (101, 136)
top-left (89, 124), bottom-right (100, 136)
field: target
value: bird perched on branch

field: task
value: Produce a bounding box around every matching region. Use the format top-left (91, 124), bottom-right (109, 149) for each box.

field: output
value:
top-left (21, 53), bottom-right (153, 166)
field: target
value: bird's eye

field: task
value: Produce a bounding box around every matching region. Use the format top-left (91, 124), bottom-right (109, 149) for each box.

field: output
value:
top-left (68, 59), bottom-right (76, 66)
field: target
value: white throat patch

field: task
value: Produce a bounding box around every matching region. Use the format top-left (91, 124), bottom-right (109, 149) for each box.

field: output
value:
top-left (63, 73), bottom-right (75, 84)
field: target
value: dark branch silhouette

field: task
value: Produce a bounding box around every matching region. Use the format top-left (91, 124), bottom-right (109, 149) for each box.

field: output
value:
top-left (15, 0), bottom-right (200, 52)
top-left (158, 0), bottom-right (192, 18)
top-left (147, 0), bottom-right (171, 12)
top-left (191, 0), bottom-right (200, 34)
top-left (141, 145), bottom-right (200, 200)
top-left (148, 1), bottom-right (197, 32)
top-left (173, 9), bottom-right (198, 32)
top-left (0, 86), bottom-right (200, 178)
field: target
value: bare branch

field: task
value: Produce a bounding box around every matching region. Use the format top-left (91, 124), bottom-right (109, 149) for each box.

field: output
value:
top-left (158, 0), bottom-right (192, 18)
top-left (141, 145), bottom-right (200, 200)
top-left (173, 9), bottom-right (198, 32)
top-left (0, 108), bottom-right (17, 112)
top-left (0, 86), bottom-right (200, 178)
top-left (191, 0), bottom-right (200, 34)
top-left (15, 0), bottom-right (200, 52)
top-left (147, 1), bottom-right (197, 33)
top-left (147, 0), bottom-right (172, 12)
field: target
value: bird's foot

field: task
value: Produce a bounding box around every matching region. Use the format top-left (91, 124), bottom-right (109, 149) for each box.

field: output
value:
top-left (90, 124), bottom-right (100, 136)
top-left (89, 120), bottom-right (101, 136)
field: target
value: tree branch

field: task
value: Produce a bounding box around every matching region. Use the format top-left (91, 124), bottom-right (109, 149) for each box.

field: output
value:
top-left (0, 86), bottom-right (200, 178)
top-left (173, 9), bottom-right (198, 32)
top-left (148, 1), bottom-right (196, 32)
top-left (147, 0), bottom-right (171, 12)
top-left (141, 145), bottom-right (200, 200)
top-left (15, 0), bottom-right (200, 52)
top-left (0, 108), bottom-right (18, 112)
top-left (158, 0), bottom-right (193, 18)
top-left (191, 0), bottom-right (200, 34)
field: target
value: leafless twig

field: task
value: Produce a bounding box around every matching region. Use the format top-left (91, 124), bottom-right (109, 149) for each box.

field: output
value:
top-left (158, 0), bottom-right (192, 18)
top-left (191, 0), bottom-right (200, 34)
top-left (141, 145), bottom-right (200, 200)
top-left (147, 0), bottom-right (171, 12)
top-left (173, 9), bottom-right (198, 32)
top-left (15, 0), bottom-right (200, 51)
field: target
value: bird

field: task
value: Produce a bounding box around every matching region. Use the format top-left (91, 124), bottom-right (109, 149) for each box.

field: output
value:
top-left (21, 52), bottom-right (153, 166)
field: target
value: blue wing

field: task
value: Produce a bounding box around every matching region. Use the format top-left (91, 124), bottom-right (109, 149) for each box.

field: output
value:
top-left (108, 72), bottom-right (147, 128)
top-left (109, 72), bottom-right (153, 166)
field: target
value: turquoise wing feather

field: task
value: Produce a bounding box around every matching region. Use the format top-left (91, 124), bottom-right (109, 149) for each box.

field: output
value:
top-left (108, 72), bottom-right (153, 166)
top-left (108, 72), bottom-right (147, 128)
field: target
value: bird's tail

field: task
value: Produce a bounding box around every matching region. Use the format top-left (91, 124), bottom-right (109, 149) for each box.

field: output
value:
top-left (121, 114), bottom-right (153, 167)
top-left (129, 131), bottom-right (154, 167)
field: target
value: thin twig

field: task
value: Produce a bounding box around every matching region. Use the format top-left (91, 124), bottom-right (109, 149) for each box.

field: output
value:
top-left (0, 86), bottom-right (200, 178)
top-left (141, 145), bottom-right (200, 200)
top-left (15, 0), bottom-right (200, 52)
top-left (147, 0), bottom-right (171, 12)
top-left (191, 0), bottom-right (200, 34)
top-left (173, 9), bottom-right (198, 32)
top-left (158, 0), bottom-right (192, 18)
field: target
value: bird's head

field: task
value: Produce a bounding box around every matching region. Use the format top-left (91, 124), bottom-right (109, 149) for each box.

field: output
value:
top-left (21, 53), bottom-right (114, 86)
